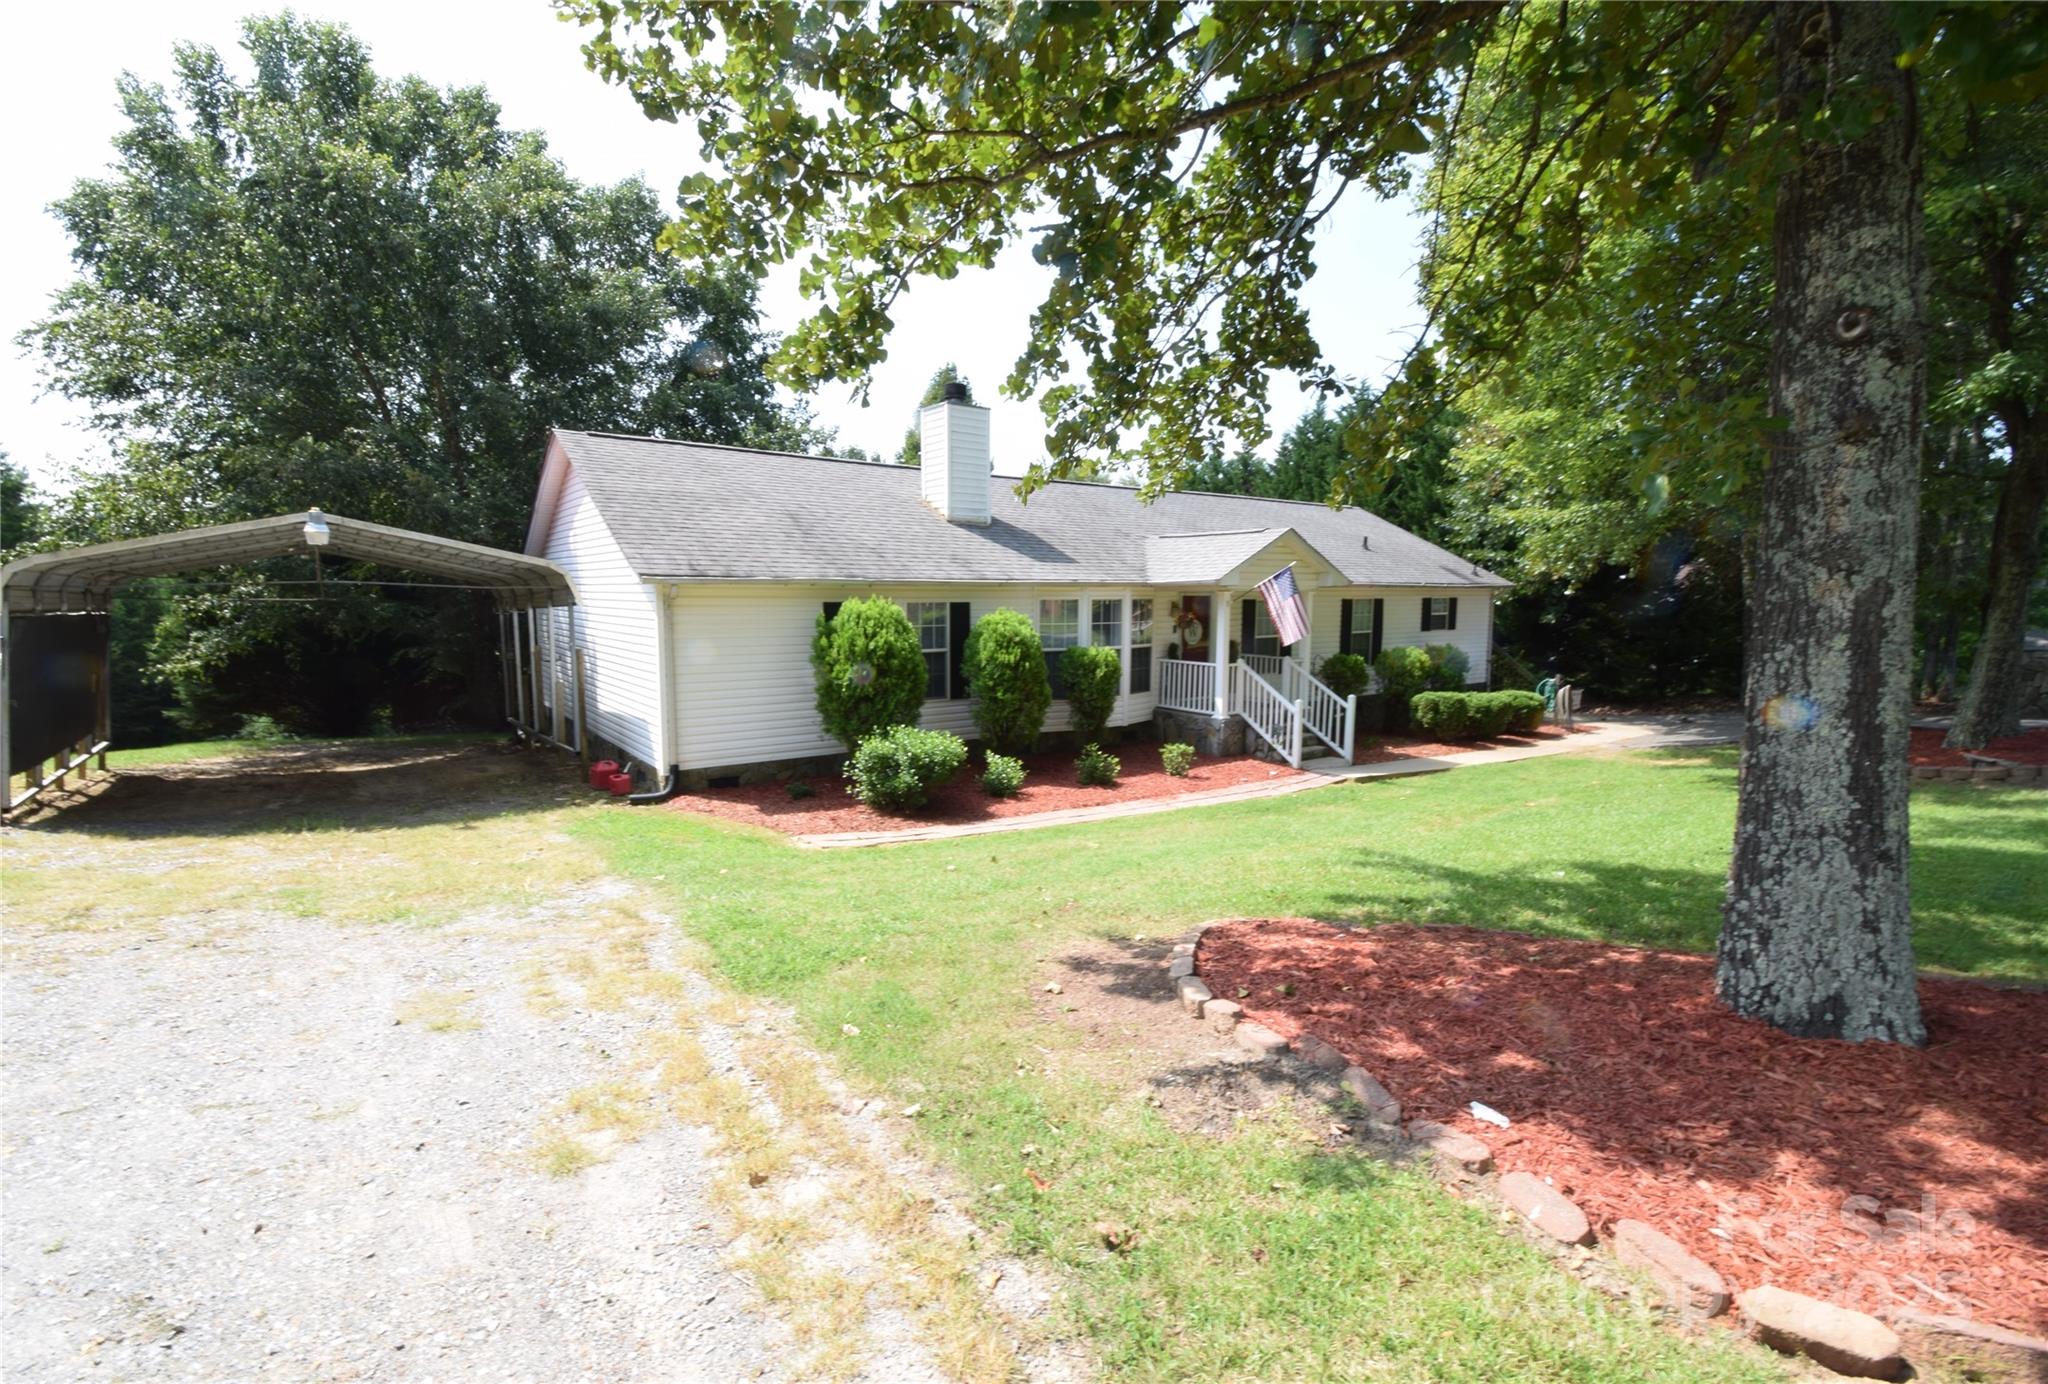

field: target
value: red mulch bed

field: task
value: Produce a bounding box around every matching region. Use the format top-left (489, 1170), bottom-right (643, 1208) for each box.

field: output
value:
top-left (667, 742), bottom-right (1305, 836)
top-left (1911, 726), bottom-right (2048, 767)
top-left (1196, 918), bottom-right (2048, 1334)
top-left (1353, 723), bottom-right (1598, 765)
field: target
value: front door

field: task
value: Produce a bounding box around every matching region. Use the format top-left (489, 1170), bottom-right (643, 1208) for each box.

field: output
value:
top-left (1173, 595), bottom-right (1212, 661)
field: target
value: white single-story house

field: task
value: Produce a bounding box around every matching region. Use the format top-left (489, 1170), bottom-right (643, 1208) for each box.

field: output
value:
top-left (516, 390), bottom-right (1508, 786)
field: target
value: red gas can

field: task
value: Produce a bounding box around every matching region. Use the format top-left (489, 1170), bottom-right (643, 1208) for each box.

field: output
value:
top-left (606, 771), bottom-right (634, 797)
top-left (589, 759), bottom-right (619, 789)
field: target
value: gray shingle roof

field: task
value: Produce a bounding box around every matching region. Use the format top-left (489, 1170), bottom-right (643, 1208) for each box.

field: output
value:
top-left (552, 429), bottom-right (1509, 589)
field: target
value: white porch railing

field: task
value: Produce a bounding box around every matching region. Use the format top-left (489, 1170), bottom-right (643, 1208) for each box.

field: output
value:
top-left (1242, 654), bottom-right (1355, 760)
top-left (1158, 658), bottom-right (1219, 714)
top-left (1231, 661), bottom-right (1304, 767)
top-left (1159, 655), bottom-right (1356, 766)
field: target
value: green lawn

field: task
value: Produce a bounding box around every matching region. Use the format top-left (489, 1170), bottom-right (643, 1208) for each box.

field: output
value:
top-left (577, 748), bottom-right (2048, 1381)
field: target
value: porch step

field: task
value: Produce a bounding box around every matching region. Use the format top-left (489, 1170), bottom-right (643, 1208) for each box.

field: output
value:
top-left (1300, 754), bottom-right (1351, 775)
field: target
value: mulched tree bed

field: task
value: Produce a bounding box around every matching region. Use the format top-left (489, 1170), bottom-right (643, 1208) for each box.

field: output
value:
top-left (666, 742), bottom-right (1304, 836)
top-left (1196, 917), bottom-right (2048, 1335)
top-left (1911, 726), bottom-right (2048, 767)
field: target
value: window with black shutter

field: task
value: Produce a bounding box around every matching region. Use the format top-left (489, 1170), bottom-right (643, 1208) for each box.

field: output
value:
top-left (948, 602), bottom-right (972, 699)
top-left (1039, 598), bottom-right (1079, 696)
top-left (1130, 598), bottom-right (1154, 694)
top-left (904, 601), bottom-right (949, 699)
top-left (1421, 596), bottom-right (1456, 632)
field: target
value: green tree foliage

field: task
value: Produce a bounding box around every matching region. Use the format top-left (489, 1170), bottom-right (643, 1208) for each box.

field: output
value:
top-left (1, 455), bottom-right (46, 554)
top-left (1313, 653), bottom-right (1371, 700)
top-left (811, 597), bottom-right (928, 754)
top-left (1184, 396), bottom-right (1453, 543)
top-left (1058, 645), bottom-right (1121, 745)
top-left (21, 14), bottom-right (793, 737)
top-left (898, 365), bottom-right (974, 466)
top-left (561, 1), bottom-right (2048, 1041)
top-left (961, 608), bottom-right (1050, 754)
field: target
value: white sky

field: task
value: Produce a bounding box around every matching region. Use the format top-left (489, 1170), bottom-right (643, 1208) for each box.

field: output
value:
top-left (0, 1), bottom-right (1431, 491)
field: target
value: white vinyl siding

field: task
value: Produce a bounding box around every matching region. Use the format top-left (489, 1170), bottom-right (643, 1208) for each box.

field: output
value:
top-left (665, 585), bottom-right (1160, 771)
top-left (1304, 588), bottom-right (1492, 685)
top-left (539, 464), bottom-right (664, 765)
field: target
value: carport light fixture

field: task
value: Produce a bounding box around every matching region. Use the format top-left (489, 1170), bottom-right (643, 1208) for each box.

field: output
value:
top-left (303, 509), bottom-right (331, 547)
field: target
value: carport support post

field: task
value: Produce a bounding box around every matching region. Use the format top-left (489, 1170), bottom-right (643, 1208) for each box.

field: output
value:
top-left (514, 613), bottom-right (531, 732)
top-left (526, 608), bottom-right (543, 738)
top-left (573, 647), bottom-right (589, 764)
top-left (95, 620), bottom-right (111, 769)
top-left (498, 609), bottom-right (514, 725)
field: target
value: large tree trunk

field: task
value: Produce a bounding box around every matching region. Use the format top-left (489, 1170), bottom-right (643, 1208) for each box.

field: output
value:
top-left (1718, 3), bottom-right (1926, 1045)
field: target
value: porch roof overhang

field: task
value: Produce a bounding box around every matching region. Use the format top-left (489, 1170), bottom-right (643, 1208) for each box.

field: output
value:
top-left (1144, 527), bottom-right (1350, 589)
top-left (1, 512), bottom-right (578, 615)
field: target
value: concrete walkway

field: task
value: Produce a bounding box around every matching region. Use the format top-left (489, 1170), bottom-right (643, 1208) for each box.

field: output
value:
top-left (795, 717), bottom-right (1715, 849)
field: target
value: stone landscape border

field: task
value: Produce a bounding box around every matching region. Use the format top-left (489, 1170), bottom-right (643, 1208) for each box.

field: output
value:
top-left (1910, 762), bottom-right (2048, 787)
top-left (1162, 919), bottom-right (2048, 1382)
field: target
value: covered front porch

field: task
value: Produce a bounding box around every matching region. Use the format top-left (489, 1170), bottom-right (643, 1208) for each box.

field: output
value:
top-left (1144, 527), bottom-right (1365, 768)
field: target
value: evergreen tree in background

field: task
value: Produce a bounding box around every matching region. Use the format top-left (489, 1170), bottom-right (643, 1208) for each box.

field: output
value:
top-left (898, 364), bottom-right (974, 465)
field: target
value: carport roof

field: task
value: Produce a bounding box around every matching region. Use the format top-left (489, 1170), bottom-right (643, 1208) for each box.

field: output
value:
top-left (1, 512), bottom-right (577, 614)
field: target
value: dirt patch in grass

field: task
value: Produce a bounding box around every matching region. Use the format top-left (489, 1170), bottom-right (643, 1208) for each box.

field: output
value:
top-left (1910, 726), bottom-right (2048, 766)
top-left (1034, 938), bottom-right (1370, 1147)
top-left (667, 742), bottom-right (1304, 836)
top-left (1196, 917), bottom-right (2048, 1336)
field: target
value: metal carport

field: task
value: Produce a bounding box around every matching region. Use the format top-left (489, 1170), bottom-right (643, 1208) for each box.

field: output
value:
top-left (1, 511), bottom-right (578, 814)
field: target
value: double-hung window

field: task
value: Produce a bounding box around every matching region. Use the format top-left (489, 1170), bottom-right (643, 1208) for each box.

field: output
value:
top-left (1249, 601), bottom-right (1285, 657)
top-left (1129, 598), bottom-right (1154, 694)
top-left (1347, 599), bottom-right (1375, 650)
top-left (1421, 596), bottom-right (1458, 632)
top-left (904, 601), bottom-right (950, 700)
top-left (1040, 598), bottom-right (1080, 696)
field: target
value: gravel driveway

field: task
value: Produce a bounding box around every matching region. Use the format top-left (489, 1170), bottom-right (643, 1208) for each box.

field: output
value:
top-left (3, 743), bottom-right (1074, 1382)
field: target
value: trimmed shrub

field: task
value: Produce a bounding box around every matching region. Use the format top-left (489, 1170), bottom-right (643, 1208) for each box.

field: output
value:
top-left (1315, 652), bottom-right (1371, 699)
top-left (1464, 692), bottom-right (1516, 738)
top-left (963, 609), bottom-right (1051, 754)
top-left (1410, 692), bottom-right (1471, 738)
top-left (786, 780), bottom-right (816, 800)
top-left (1160, 742), bottom-right (1196, 777)
top-left (1060, 645), bottom-right (1122, 745)
top-left (1076, 742), bottom-right (1121, 787)
top-left (1497, 690), bottom-right (1546, 732)
top-left (1423, 643), bottom-right (1472, 691)
top-left (812, 597), bottom-right (928, 753)
top-left (981, 751), bottom-right (1026, 798)
top-left (1408, 690), bottom-right (1546, 740)
top-left (845, 725), bottom-right (967, 809)
top-left (1372, 645), bottom-right (1435, 703)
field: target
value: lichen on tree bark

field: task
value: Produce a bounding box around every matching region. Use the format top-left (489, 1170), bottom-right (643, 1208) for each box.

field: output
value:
top-left (1718, 2), bottom-right (1927, 1045)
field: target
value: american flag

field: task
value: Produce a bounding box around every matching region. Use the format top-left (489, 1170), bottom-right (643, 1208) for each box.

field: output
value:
top-left (1255, 564), bottom-right (1309, 647)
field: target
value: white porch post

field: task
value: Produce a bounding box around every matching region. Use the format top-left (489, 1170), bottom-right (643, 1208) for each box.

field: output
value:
top-left (1211, 589), bottom-right (1231, 718)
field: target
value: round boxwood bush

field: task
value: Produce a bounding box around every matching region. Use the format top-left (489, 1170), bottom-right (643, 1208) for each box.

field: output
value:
top-left (1160, 741), bottom-right (1196, 777)
top-left (981, 751), bottom-right (1026, 798)
top-left (963, 609), bottom-right (1051, 754)
top-left (812, 597), bottom-right (928, 753)
top-left (1410, 692), bottom-right (1471, 738)
top-left (1059, 645), bottom-right (1122, 745)
top-left (846, 725), bottom-right (967, 809)
top-left (1315, 652), bottom-right (1371, 699)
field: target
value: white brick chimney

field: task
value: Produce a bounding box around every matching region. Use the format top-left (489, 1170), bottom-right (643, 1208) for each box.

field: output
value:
top-left (918, 382), bottom-right (992, 526)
